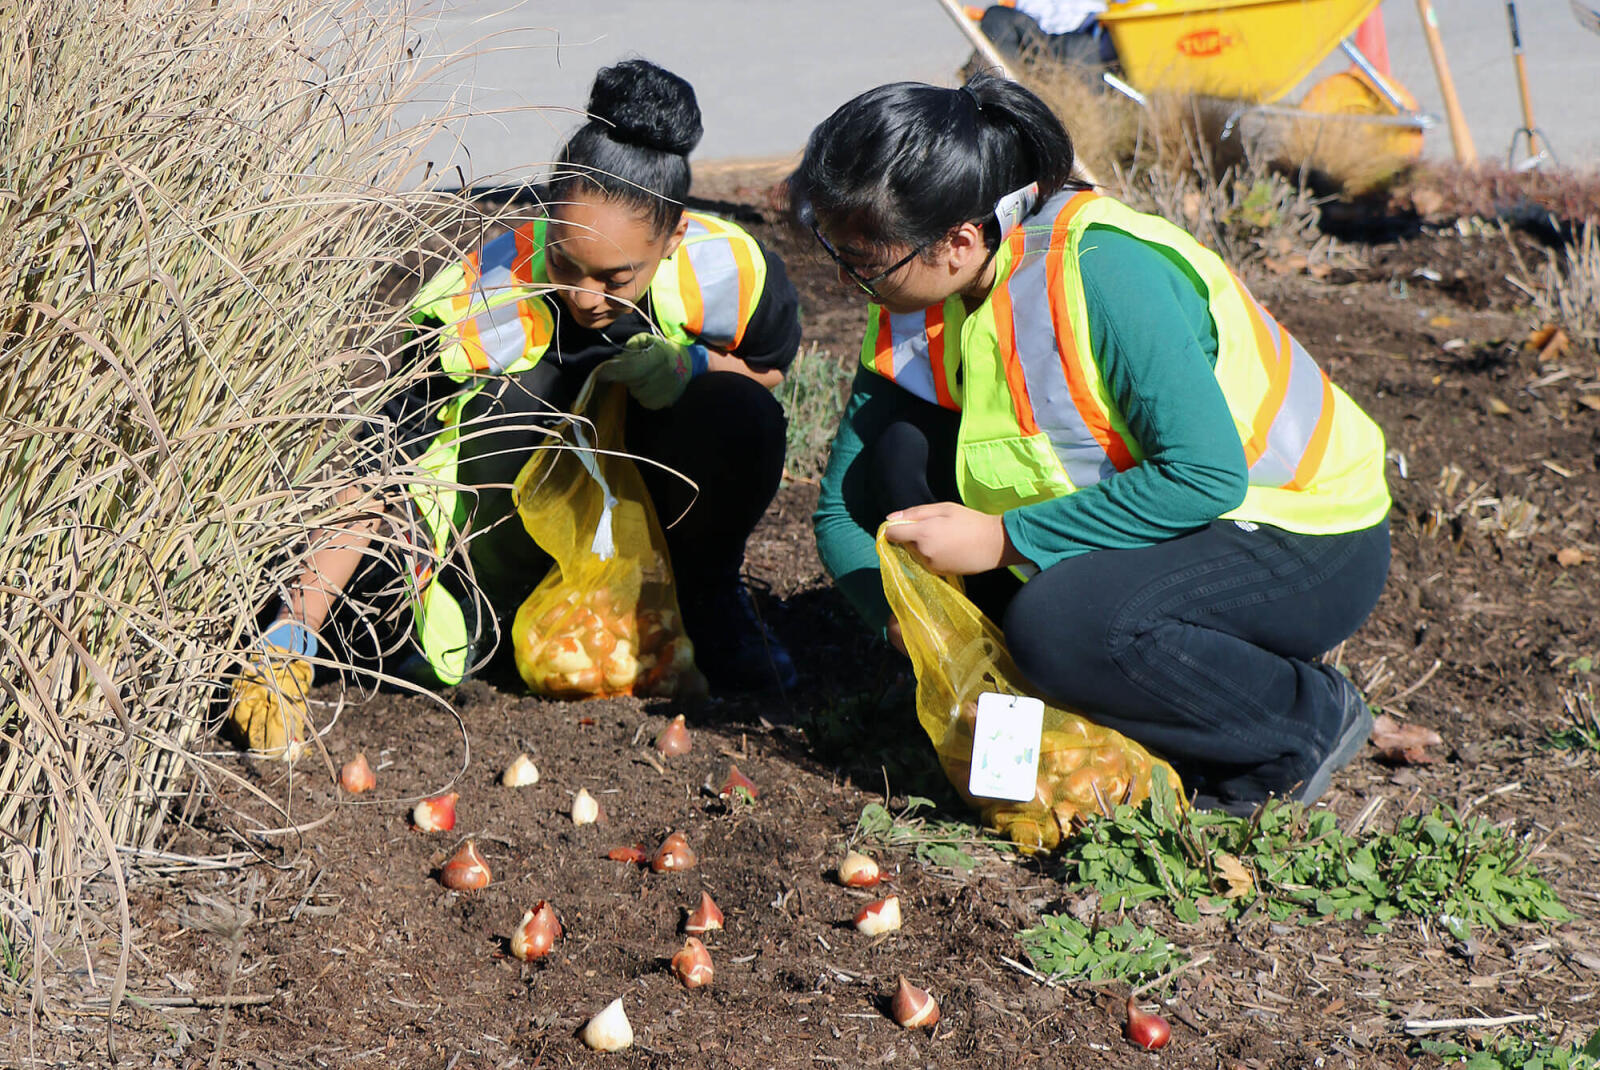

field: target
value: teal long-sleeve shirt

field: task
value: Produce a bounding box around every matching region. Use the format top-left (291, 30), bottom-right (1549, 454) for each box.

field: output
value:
top-left (813, 225), bottom-right (1250, 632)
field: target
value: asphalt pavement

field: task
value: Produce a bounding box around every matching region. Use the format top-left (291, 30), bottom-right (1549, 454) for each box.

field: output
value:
top-left (393, 0), bottom-right (1599, 187)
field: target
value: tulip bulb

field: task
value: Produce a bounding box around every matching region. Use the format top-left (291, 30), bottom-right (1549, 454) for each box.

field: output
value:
top-left (570, 788), bottom-right (602, 826)
top-left (854, 895), bottom-right (902, 936)
top-left (606, 844), bottom-right (649, 865)
top-left (651, 831), bottom-right (696, 873)
top-left (719, 765), bottom-right (758, 800)
top-left (1125, 996), bottom-right (1171, 1050)
top-left (510, 901), bottom-right (561, 961)
top-left (684, 890), bottom-right (724, 934)
top-left (439, 839), bottom-right (491, 890)
top-left (579, 997), bottom-right (633, 1052)
top-left (413, 791), bottom-right (458, 832)
top-left (655, 714), bottom-right (691, 757)
top-left (501, 753), bottom-right (539, 787)
top-left (340, 753), bottom-right (375, 794)
top-left (837, 850), bottom-right (881, 888)
top-left (890, 976), bottom-right (940, 1029)
top-left (670, 937), bottom-right (714, 988)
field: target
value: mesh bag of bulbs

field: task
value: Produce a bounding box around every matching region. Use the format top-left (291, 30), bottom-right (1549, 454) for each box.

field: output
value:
top-left (875, 525), bottom-right (1183, 851)
top-left (510, 381), bottom-right (707, 699)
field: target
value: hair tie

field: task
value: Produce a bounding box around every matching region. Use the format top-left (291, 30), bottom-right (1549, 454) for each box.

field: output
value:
top-left (961, 84), bottom-right (983, 112)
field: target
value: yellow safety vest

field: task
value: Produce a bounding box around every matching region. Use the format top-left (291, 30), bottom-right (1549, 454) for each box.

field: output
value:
top-left (860, 190), bottom-right (1390, 537)
top-left (398, 210), bottom-right (769, 682)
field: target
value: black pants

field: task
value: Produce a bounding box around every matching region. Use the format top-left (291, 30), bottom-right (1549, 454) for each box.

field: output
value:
top-left (869, 406), bottom-right (1390, 804)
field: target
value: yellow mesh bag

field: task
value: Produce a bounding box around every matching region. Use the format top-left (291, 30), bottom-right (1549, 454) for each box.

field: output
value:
top-left (876, 525), bottom-right (1183, 851)
top-left (510, 380), bottom-right (707, 699)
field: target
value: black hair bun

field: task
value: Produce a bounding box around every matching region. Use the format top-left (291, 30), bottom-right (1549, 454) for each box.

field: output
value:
top-left (587, 59), bottom-right (704, 156)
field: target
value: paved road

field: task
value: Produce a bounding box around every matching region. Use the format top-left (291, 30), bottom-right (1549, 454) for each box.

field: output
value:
top-left (394, 0), bottom-right (1599, 187)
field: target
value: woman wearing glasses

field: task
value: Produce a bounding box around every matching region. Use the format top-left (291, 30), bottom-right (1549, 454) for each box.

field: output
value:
top-left (794, 76), bottom-right (1392, 813)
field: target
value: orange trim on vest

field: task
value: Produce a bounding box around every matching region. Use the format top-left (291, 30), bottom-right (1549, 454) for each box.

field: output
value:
top-left (1285, 373), bottom-right (1337, 491)
top-left (990, 229), bottom-right (1041, 436)
top-left (872, 307), bottom-right (895, 382)
top-left (459, 249), bottom-right (488, 372)
top-left (1045, 191), bottom-right (1137, 470)
top-left (925, 306), bottom-right (955, 410)
top-left (677, 251), bottom-right (705, 337)
top-left (1233, 278), bottom-right (1285, 466)
top-left (729, 236), bottom-right (757, 349)
top-left (512, 225), bottom-right (542, 347)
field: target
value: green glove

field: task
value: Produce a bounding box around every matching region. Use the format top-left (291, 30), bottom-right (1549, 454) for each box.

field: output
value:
top-left (595, 333), bottom-right (709, 410)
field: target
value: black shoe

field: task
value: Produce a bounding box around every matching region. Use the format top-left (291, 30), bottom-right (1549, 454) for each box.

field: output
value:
top-left (1294, 671), bottom-right (1374, 806)
top-left (676, 571), bottom-right (797, 694)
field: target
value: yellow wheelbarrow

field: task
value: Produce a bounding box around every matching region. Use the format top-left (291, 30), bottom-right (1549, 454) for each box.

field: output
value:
top-left (1096, 0), bottom-right (1434, 158)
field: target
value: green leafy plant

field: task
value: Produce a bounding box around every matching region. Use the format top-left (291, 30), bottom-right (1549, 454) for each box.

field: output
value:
top-left (1063, 778), bottom-right (1571, 937)
top-left (1420, 1026), bottom-right (1600, 1069)
top-left (855, 796), bottom-right (1004, 872)
top-left (1018, 914), bottom-right (1183, 988)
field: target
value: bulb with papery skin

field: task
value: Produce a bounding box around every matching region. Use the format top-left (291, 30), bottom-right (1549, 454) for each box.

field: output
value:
top-left (719, 765), bottom-right (758, 800)
top-left (510, 901), bottom-right (561, 961)
top-left (340, 754), bottom-right (375, 794)
top-left (651, 831), bottom-right (696, 872)
top-left (413, 791), bottom-right (458, 832)
top-left (854, 895), bottom-right (902, 936)
top-left (684, 891), bottom-right (724, 933)
top-left (439, 839), bottom-right (491, 890)
top-left (580, 997), bottom-right (633, 1052)
top-left (837, 850), bottom-right (881, 887)
top-left (1125, 996), bottom-right (1172, 1050)
top-left (501, 753), bottom-right (539, 787)
top-left (890, 976), bottom-right (940, 1028)
top-left (670, 937), bottom-right (714, 988)
top-left (655, 714), bottom-right (691, 756)
top-left (571, 788), bottom-right (601, 826)
top-left (606, 844), bottom-right (649, 864)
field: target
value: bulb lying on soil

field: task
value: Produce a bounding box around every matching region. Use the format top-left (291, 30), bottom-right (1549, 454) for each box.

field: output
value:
top-left (439, 839), bottom-right (491, 891)
top-left (670, 937), bottom-right (714, 988)
top-left (890, 976), bottom-right (940, 1029)
top-left (837, 850), bottom-right (881, 887)
top-left (340, 754), bottom-right (375, 794)
top-left (684, 891), bottom-right (724, 933)
top-left (655, 714), bottom-right (691, 756)
top-left (510, 901), bottom-right (561, 961)
top-left (1125, 996), bottom-right (1172, 1050)
top-left (651, 831), bottom-right (696, 873)
top-left (854, 896), bottom-right (902, 936)
top-left (580, 997), bottom-right (633, 1052)
top-left (571, 788), bottom-right (602, 826)
top-left (413, 792), bottom-right (458, 832)
top-left (501, 753), bottom-right (539, 787)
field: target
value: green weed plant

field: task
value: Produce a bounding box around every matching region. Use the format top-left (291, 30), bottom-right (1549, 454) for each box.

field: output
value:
top-left (1421, 1026), bottom-right (1600, 1070)
top-left (1062, 777), bottom-right (1570, 938)
top-left (854, 796), bottom-right (998, 872)
top-left (1017, 914), bottom-right (1183, 988)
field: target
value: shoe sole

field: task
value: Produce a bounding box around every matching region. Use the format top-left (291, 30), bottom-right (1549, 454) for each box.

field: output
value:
top-left (1295, 686), bottom-right (1373, 806)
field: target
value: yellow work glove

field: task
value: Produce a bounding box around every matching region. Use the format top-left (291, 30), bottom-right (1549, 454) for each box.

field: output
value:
top-left (594, 333), bottom-right (709, 410)
top-left (226, 620), bottom-right (317, 759)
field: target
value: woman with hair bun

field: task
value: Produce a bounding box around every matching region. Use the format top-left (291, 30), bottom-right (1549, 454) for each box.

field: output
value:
top-left (226, 60), bottom-right (799, 756)
top-left (794, 75), bottom-right (1392, 813)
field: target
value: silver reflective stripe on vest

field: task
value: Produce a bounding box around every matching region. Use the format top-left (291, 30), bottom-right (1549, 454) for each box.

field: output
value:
top-left (1005, 225), bottom-right (1119, 488)
top-left (682, 218), bottom-right (742, 348)
top-left (1239, 291), bottom-right (1329, 487)
top-left (464, 230), bottom-right (536, 374)
top-left (880, 308), bottom-right (942, 404)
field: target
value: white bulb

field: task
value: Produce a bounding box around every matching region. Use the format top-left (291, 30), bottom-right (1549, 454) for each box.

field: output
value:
top-left (571, 788), bottom-right (600, 826)
top-left (501, 753), bottom-right (540, 787)
top-left (580, 997), bottom-right (633, 1052)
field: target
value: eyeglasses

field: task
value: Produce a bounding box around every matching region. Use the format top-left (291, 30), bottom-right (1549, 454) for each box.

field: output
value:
top-left (809, 222), bottom-right (928, 300)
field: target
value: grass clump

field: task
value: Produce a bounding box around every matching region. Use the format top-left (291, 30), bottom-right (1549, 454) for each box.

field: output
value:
top-left (0, 0), bottom-right (476, 999)
top-left (782, 343), bottom-right (854, 482)
top-left (1061, 779), bottom-right (1570, 937)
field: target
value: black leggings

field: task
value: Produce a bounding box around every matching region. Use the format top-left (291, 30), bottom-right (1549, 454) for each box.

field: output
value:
top-left (868, 406), bottom-right (1390, 804)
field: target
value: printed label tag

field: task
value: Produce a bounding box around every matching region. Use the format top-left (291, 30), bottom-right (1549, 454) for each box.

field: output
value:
top-left (967, 692), bottom-right (1045, 802)
top-left (993, 182), bottom-right (1040, 238)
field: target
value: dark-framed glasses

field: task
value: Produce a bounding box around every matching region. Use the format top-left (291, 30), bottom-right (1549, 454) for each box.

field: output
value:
top-left (808, 221), bottom-right (928, 300)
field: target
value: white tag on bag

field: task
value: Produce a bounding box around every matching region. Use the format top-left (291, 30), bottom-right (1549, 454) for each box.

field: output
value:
top-left (967, 691), bottom-right (1045, 802)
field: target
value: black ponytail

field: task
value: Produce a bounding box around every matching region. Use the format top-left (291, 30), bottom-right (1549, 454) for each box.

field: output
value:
top-left (549, 59), bottom-right (704, 236)
top-left (789, 74), bottom-right (1084, 252)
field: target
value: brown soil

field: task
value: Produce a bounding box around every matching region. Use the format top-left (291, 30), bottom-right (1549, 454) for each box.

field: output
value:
top-left (14, 180), bottom-right (1600, 1070)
